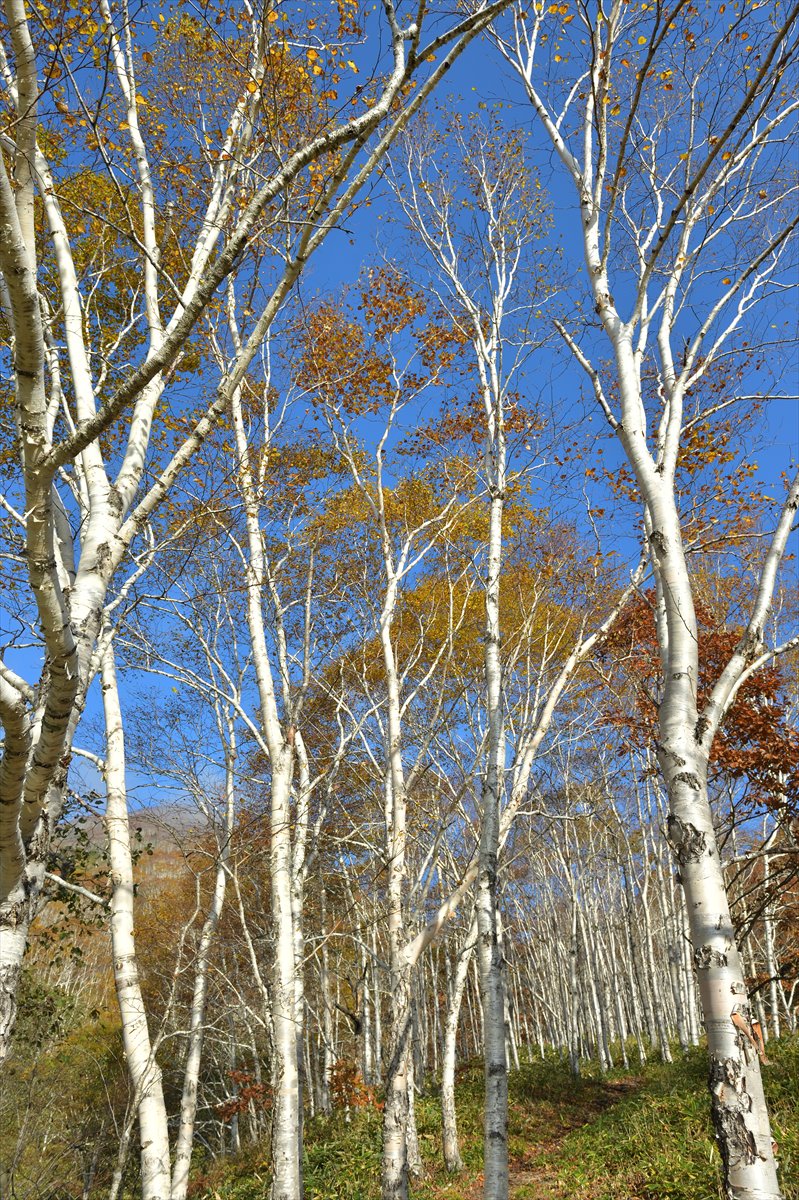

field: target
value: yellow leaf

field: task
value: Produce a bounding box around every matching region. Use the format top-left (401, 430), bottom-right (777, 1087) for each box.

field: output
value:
top-left (246, 80), bottom-right (258, 93)
top-left (347, 60), bottom-right (358, 72)
top-left (721, 151), bottom-right (732, 160)
top-left (267, 9), bottom-right (279, 20)
top-left (637, 36), bottom-right (647, 45)
top-left (722, 278), bottom-right (731, 285)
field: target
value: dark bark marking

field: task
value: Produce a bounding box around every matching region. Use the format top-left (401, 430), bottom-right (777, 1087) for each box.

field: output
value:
top-left (649, 529), bottom-right (667, 555)
top-left (668, 813), bottom-right (706, 864)
top-left (657, 743), bottom-right (686, 767)
top-left (741, 627), bottom-right (764, 664)
top-left (694, 944), bottom-right (728, 970)
top-left (708, 1055), bottom-right (762, 1182)
top-left (94, 542), bottom-right (111, 572)
top-left (672, 771), bottom-right (701, 791)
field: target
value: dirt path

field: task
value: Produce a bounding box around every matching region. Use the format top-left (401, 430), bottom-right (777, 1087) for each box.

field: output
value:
top-left (507, 1077), bottom-right (643, 1199)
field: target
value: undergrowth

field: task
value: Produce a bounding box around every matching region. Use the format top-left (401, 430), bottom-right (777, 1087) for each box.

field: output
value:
top-left (194, 1036), bottom-right (799, 1200)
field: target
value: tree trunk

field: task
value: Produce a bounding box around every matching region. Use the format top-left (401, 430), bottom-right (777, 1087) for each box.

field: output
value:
top-left (269, 753), bottom-right (303, 1200)
top-left (319, 885), bottom-right (334, 1116)
top-left (763, 853), bottom-right (781, 1041)
top-left (648, 479), bottom-right (781, 1198)
top-left (381, 994), bottom-right (411, 1200)
top-left (476, 437), bottom-right (509, 1200)
top-left (442, 918), bottom-right (476, 1173)
top-left (101, 642), bottom-right (171, 1200)
top-left (406, 1039), bottom-right (423, 1180)
top-left (172, 723), bottom-right (236, 1200)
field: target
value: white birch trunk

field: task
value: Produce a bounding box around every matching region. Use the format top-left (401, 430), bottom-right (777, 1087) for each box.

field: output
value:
top-left (475, 471), bottom-right (509, 1200)
top-left (568, 902), bottom-right (581, 1077)
top-left (100, 641), bottom-right (171, 1200)
top-left (229, 381), bottom-right (302, 1200)
top-left (319, 887), bottom-right (334, 1117)
top-left (405, 1041), bottom-right (423, 1180)
top-left (502, 4), bottom-right (799, 1188)
top-left (269, 751), bottom-right (302, 1200)
top-left (762, 853), bottom-right (781, 1041)
top-left (171, 723), bottom-right (236, 1200)
top-left (441, 917), bottom-right (477, 1173)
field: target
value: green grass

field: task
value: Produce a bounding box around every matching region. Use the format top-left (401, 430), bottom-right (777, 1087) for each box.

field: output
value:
top-left (546, 1040), bottom-right (799, 1200)
top-left (195, 1037), bottom-right (799, 1200)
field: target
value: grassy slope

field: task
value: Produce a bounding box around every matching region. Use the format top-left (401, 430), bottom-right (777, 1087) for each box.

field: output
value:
top-left (194, 1038), bottom-right (799, 1200)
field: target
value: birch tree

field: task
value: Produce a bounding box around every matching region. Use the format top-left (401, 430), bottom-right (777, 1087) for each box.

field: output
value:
top-left (499, 2), bottom-right (799, 1194)
top-left (299, 275), bottom-right (482, 1200)
top-left (392, 112), bottom-right (557, 1200)
top-left (114, 547), bottom-right (250, 1200)
top-left (0, 0), bottom-right (511, 1074)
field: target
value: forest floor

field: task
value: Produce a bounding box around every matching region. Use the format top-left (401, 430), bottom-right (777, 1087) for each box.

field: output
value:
top-left (195, 1039), bottom-right (799, 1200)
top-left (505, 1076), bottom-right (643, 1199)
top-left (420, 1070), bottom-right (647, 1200)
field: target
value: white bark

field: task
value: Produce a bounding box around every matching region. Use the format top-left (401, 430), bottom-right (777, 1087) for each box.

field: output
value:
top-left (442, 915), bottom-right (477, 1173)
top-left (171, 721), bottom-right (237, 1200)
top-left (476, 456), bottom-right (509, 1200)
top-left (229, 380), bottom-right (301, 1200)
top-left (500, 4), bottom-right (799, 1189)
top-left (0, 0), bottom-right (513, 1070)
top-left (101, 640), bottom-right (171, 1200)
top-left (762, 853), bottom-right (781, 1041)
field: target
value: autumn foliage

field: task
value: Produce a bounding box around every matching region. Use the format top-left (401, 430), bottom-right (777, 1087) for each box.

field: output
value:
top-left (601, 591), bottom-right (799, 814)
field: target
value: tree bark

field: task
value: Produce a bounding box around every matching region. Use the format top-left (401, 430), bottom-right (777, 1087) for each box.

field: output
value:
top-left (172, 722), bottom-right (236, 1200)
top-left (442, 917), bottom-right (477, 1173)
top-left (101, 642), bottom-right (171, 1200)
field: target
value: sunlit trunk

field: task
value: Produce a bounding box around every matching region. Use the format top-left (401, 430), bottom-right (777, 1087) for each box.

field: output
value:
top-left (269, 751), bottom-right (302, 1200)
top-left (172, 723), bottom-right (236, 1200)
top-left (475, 394), bottom-right (509, 1200)
top-left (441, 917), bottom-right (476, 1173)
top-left (101, 643), bottom-right (171, 1200)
